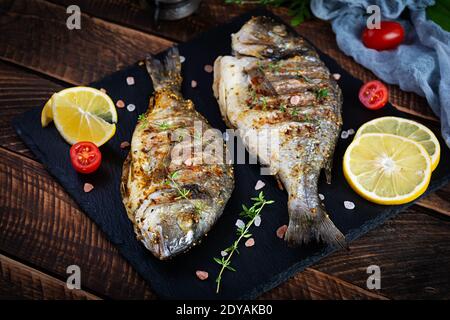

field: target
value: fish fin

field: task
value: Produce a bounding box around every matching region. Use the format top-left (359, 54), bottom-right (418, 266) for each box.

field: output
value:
top-left (285, 204), bottom-right (347, 249)
top-left (145, 47), bottom-right (182, 92)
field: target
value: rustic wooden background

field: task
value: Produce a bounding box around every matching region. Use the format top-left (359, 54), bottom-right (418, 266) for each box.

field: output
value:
top-left (0, 0), bottom-right (449, 300)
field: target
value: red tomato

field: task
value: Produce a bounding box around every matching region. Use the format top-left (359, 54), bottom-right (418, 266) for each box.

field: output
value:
top-left (70, 142), bottom-right (102, 174)
top-left (362, 21), bottom-right (404, 50)
top-left (359, 80), bottom-right (389, 110)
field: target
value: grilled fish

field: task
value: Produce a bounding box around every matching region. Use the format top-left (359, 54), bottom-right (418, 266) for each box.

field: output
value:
top-left (213, 16), bottom-right (346, 248)
top-left (121, 47), bottom-right (234, 260)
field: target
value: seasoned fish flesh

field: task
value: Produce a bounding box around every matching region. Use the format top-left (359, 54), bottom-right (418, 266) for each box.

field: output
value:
top-left (122, 47), bottom-right (234, 259)
top-left (213, 17), bottom-right (346, 248)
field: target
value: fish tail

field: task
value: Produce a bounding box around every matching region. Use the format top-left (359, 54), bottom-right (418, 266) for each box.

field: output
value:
top-left (145, 47), bottom-right (182, 92)
top-left (285, 202), bottom-right (347, 249)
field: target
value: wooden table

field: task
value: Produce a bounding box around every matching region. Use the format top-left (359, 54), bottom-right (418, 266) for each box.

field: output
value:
top-left (1, 0), bottom-right (449, 300)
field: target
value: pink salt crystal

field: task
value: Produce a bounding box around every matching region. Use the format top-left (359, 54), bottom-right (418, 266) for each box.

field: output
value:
top-left (204, 65), bottom-right (213, 73)
top-left (126, 76), bottom-right (135, 85)
top-left (83, 183), bottom-right (94, 193)
top-left (245, 238), bottom-right (255, 247)
top-left (196, 270), bottom-right (209, 280)
top-left (120, 141), bottom-right (130, 149)
top-left (116, 100), bottom-right (125, 108)
top-left (290, 95), bottom-right (300, 105)
top-left (276, 225), bottom-right (288, 239)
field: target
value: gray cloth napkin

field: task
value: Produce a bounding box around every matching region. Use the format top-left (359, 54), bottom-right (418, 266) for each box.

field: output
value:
top-left (310, 0), bottom-right (450, 148)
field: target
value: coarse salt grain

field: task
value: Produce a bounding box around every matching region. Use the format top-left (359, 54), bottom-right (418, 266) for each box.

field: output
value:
top-left (235, 219), bottom-right (245, 229)
top-left (254, 215), bottom-right (261, 227)
top-left (333, 73), bottom-right (341, 80)
top-left (126, 76), bottom-right (135, 85)
top-left (126, 104), bottom-right (136, 112)
top-left (347, 128), bottom-right (355, 135)
top-left (245, 238), bottom-right (255, 247)
top-left (341, 131), bottom-right (349, 139)
top-left (116, 100), bottom-right (125, 108)
top-left (100, 88), bottom-right (107, 93)
top-left (221, 250), bottom-right (228, 257)
top-left (319, 193), bottom-right (325, 201)
top-left (254, 180), bottom-right (265, 190)
top-left (276, 225), bottom-right (288, 239)
top-left (344, 201), bottom-right (355, 210)
top-left (84, 183), bottom-right (94, 193)
top-left (191, 80), bottom-right (198, 88)
top-left (196, 270), bottom-right (208, 280)
top-left (180, 56), bottom-right (186, 63)
top-left (290, 95), bottom-right (301, 105)
top-left (120, 141), bottom-right (130, 149)
top-left (204, 65), bottom-right (213, 73)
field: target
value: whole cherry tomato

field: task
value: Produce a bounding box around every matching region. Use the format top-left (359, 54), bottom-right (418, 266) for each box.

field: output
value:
top-left (70, 141), bottom-right (102, 174)
top-left (362, 21), bottom-right (404, 50)
top-left (359, 80), bottom-right (389, 110)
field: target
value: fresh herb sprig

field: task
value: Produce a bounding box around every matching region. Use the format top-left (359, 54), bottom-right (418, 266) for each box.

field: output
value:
top-left (166, 170), bottom-right (204, 214)
top-left (214, 192), bottom-right (274, 293)
top-left (158, 121), bottom-right (171, 131)
top-left (225, 0), bottom-right (311, 26)
top-left (138, 113), bottom-right (148, 128)
top-left (316, 88), bottom-right (328, 99)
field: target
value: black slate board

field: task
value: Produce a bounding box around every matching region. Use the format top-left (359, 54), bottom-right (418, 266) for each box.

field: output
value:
top-left (13, 9), bottom-right (450, 299)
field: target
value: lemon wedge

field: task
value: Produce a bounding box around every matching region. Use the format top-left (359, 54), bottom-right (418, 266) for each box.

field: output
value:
top-left (343, 133), bottom-right (431, 205)
top-left (355, 116), bottom-right (440, 171)
top-left (49, 87), bottom-right (117, 146)
top-left (41, 97), bottom-right (54, 127)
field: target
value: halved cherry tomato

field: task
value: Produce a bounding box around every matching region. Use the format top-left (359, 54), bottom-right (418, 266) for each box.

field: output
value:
top-left (359, 80), bottom-right (389, 110)
top-left (70, 141), bottom-right (102, 174)
top-left (362, 21), bottom-right (404, 51)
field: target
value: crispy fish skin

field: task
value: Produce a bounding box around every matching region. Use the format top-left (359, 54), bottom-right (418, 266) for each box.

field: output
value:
top-left (121, 48), bottom-right (234, 260)
top-left (214, 16), bottom-right (346, 248)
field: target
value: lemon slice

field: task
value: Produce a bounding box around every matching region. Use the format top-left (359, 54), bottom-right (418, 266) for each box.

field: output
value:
top-left (355, 116), bottom-right (440, 171)
top-left (343, 133), bottom-right (431, 205)
top-left (51, 87), bottom-right (117, 146)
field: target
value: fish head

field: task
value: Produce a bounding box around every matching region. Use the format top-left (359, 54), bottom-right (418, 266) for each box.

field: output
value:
top-left (134, 198), bottom-right (210, 260)
top-left (232, 16), bottom-right (309, 59)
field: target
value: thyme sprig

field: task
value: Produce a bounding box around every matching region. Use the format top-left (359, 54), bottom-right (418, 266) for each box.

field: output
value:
top-left (214, 192), bottom-right (274, 293)
top-left (166, 170), bottom-right (203, 214)
top-left (138, 113), bottom-right (148, 128)
top-left (316, 88), bottom-right (329, 100)
top-left (158, 121), bottom-right (171, 131)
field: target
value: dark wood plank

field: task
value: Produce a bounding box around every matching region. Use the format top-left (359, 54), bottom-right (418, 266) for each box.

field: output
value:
top-left (0, 61), bottom-right (64, 158)
top-left (47, 0), bottom-right (251, 42)
top-left (417, 182), bottom-right (450, 217)
top-left (0, 0), bottom-right (173, 85)
top-left (312, 206), bottom-right (450, 300)
top-left (46, 0), bottom-right (436, 120)
top-left (0, 146), bottom-right (156, 299)
top-left (0, 254), bottom-right (100, 300)
top-left (260, 268), bottom-right (388, 300)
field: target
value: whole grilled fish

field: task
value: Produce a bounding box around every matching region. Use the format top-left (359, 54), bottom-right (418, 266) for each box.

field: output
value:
top-left (121, 47), bottom-right (234, 260)
top-left (213, 17), bottom-right (346, 248)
